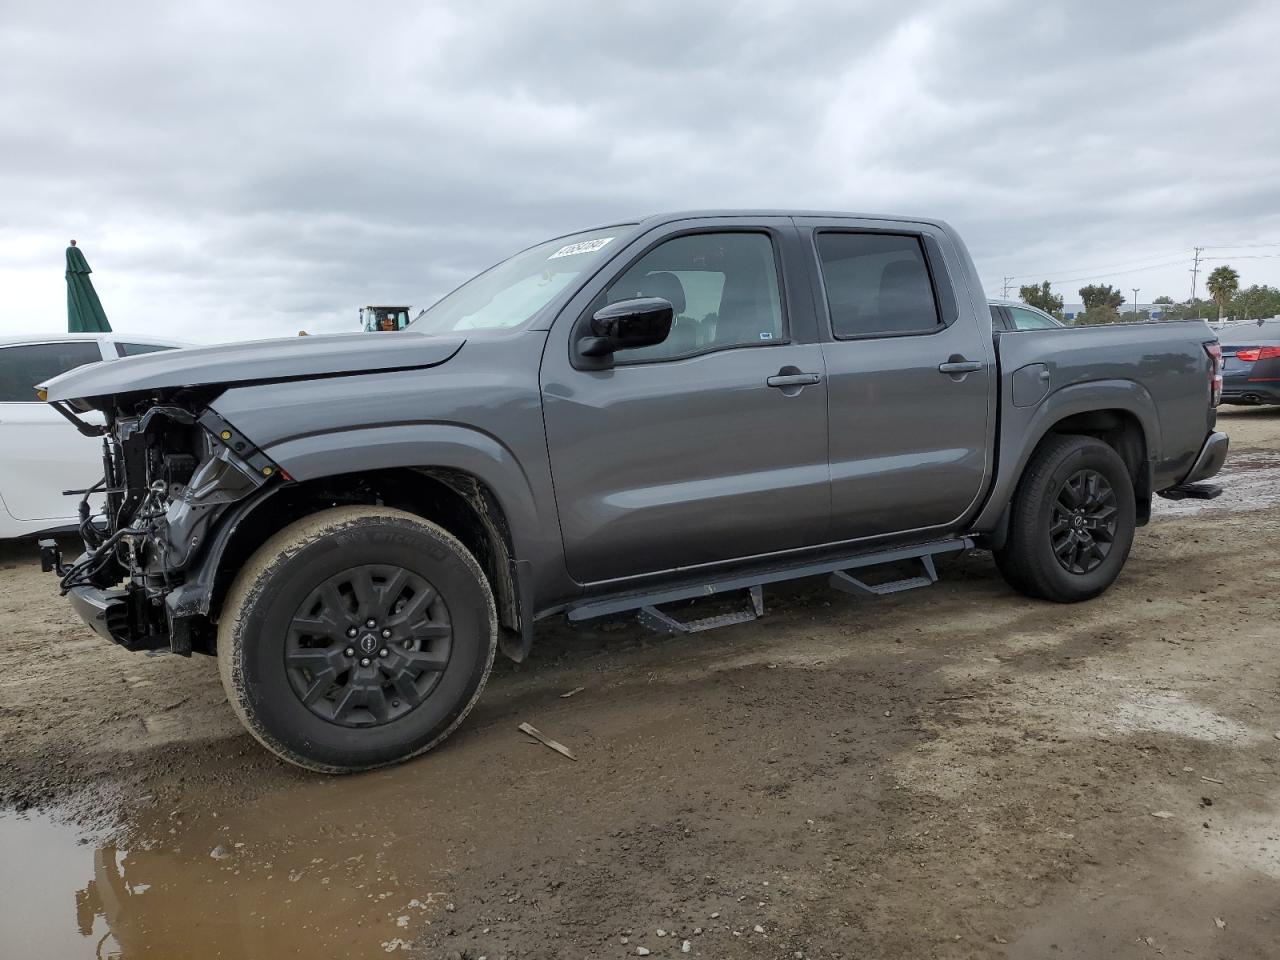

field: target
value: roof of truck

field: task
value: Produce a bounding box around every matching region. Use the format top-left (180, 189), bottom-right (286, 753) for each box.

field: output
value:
top-left (583, 209), bottom-right (951, 233)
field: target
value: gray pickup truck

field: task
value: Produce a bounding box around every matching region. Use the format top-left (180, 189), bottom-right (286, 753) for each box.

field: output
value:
top-left (40, 210), bottom-right (1229, 773)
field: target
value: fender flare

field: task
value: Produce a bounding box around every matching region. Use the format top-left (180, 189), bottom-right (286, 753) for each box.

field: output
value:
top-left (167, 423), bottom-right (547, 659)
top-left (264, 422), bottom-right (545, 558)
top-left (972, 378), bottom-right (1161, 534)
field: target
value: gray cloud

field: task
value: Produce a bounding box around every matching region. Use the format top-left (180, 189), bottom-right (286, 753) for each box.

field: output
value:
top-left (2, 0), bottom-right (1278, 341)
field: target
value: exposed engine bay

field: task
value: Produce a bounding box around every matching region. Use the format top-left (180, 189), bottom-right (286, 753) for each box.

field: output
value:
top-left (44, 393), bottom-right (279, 656)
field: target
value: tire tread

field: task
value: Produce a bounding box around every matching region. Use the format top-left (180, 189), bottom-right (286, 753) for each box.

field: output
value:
top-left (994, 434), bottom-right (1135, 603)
top-left (216, 506), bottom-right (497, 773)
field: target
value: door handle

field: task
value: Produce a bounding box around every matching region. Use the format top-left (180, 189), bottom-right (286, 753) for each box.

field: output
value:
top-left (766, 373), bottom-right (822, 388)
top-left (937, 359), bottom-right (984, 375)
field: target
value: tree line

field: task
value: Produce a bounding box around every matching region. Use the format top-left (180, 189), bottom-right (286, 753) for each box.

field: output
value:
top-left (1017, 266), bottom-right (1280, 325)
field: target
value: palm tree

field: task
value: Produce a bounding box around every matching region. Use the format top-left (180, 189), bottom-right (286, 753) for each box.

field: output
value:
top-left (1206, 265), bottom-right (1240, 321)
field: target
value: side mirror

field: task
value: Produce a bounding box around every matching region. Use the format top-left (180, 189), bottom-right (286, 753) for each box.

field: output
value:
top-left (579, 297), bottom-right (673, 357)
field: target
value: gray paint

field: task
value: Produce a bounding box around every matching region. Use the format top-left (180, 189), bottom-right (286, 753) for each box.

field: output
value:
top-left (42, 331), bottom-right (464, 401)
top-left (538, 215), bottom-right (831, 584)
top-left (796, 215), bottom-right (995, 544)
top-left (209, 334), bottom-right (575, 608)
top-left (1182, 431), bottom-right (1229, 484)
top-left (1012, 363), bottom-right (1050, 407)
top-left (49, 210), bottom-right (1226, 625)
top-left (970, 320), bottom-right (1217, 532)
top-left (542, 341), bottom-right (832, 582)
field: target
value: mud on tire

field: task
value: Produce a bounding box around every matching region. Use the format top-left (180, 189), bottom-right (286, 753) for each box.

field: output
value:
top-left (217, 506), bottom-right (497, 773)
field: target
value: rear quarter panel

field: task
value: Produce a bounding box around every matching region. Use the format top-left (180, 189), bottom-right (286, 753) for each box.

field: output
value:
top-left (975, 320), bottom-right (1215, 530)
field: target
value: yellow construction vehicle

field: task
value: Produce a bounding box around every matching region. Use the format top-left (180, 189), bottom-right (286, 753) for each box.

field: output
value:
top-left (359, 305), bottom-right (412, 332)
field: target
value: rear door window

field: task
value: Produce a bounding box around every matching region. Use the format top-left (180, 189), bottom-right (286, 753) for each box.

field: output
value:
top-left (0, 341), bottom-right (104, 402)
top-left (815, 233), bottom-right (942, 338)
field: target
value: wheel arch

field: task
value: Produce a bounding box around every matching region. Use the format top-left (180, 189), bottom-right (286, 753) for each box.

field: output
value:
top-left (973, 380), bottom-right (1160, 542)
top-left (191, 464), bottom-right (533, 662)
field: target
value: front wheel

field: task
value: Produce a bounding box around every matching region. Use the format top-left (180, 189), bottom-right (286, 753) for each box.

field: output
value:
top-left (994, 434), bottom-right (1137, 603)
top-left (217, 506), bottom-right (497, 773)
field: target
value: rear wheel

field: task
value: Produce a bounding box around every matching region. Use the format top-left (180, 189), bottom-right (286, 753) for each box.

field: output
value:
top-left (994, 434), bottom-right (1136, 603)
top-left (217, 506), bottom-right (497, 773)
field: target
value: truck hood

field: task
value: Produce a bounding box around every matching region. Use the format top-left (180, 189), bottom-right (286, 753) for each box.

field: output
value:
top-left (41, 332), bottom-right (466, 403)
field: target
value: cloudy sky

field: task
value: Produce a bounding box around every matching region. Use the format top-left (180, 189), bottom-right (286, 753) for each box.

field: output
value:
top-left (2, 0), bottom-right (1279, 342)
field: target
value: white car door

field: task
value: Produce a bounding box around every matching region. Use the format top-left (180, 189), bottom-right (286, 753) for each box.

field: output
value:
top-left (0, 339), bottom-right (109, 524)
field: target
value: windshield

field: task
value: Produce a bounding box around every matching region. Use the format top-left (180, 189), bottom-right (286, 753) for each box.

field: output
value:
top-left (408, 227), bottom-right (631, 334)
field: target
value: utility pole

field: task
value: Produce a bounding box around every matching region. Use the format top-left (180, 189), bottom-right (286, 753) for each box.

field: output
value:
top-left (1189, 247), bottom-right (1204, 314)
top-left (1132, 287), bottom-right (1141, 322)
top-left (1002, 276), bottom-right (1013, 298)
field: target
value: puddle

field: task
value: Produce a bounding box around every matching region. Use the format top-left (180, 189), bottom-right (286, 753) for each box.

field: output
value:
top-left (0, 812), bottom-right (112, 959)
top-left (1153, 450), bottom-right (1280, 517)
top-left (0, 777), bottom-right (455, 959)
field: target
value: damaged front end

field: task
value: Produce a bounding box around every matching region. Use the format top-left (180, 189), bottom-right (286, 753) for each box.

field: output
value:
top-left (42, 394), bottom-right (281, 656)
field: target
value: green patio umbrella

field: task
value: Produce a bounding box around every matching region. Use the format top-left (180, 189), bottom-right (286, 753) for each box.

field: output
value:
top-left (66, 239), bottom-right (111, 333)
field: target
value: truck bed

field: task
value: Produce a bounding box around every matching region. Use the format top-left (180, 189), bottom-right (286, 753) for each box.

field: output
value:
top-left (990, 319), bottom-right (1219, 507)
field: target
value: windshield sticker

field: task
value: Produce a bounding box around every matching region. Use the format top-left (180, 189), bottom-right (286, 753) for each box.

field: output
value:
top-left (548, 237), bottom-right (613, 259)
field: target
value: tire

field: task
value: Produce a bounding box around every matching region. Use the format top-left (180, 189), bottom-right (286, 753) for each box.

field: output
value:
top-left (994, 434), bottom-right (1136, 603)
top-left (217, 506), bottom-right (497, 773)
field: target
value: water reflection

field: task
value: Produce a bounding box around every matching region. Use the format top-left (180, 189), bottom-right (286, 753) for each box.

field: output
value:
top-left (1, 798), bottom-right (449, 960)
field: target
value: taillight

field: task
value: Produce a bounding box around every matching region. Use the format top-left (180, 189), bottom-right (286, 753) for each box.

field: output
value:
top-left (1205, 342), bottom-right (1223, 407)
top-left (1235, 346), bottom-right (1280, 362)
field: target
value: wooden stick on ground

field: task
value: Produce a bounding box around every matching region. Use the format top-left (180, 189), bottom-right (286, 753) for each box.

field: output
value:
top-left (518, 722), bottom-right (577, 761)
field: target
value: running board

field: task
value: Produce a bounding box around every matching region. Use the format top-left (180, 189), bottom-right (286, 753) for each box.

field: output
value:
top-left (1157, 482), bottom-right (1223, 501)
top-left (565, 538), bottom-right (972, 632)
top-left (637, 585), bottom-right (765, 635)
top-left (829, 553), bottom-right (938, 597)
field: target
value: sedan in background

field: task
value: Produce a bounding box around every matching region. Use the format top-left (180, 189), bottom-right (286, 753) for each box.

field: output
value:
top-left (0, 333), bottom-right (187, 539)
top-left (1219, 320), bottom-right (1280, 406)
top-left (988, 299), bottom-right (1064, 331)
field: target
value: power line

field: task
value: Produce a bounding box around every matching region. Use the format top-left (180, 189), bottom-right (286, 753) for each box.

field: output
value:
top-left (1201, 241), bottom-right (1280, 249)
top-left (1041, 258), bottom-right (1191, 286)
top-left (1001, 244), bottom-right (1280, 301)
top-left (1004, 250), bottom-right (1188, 281)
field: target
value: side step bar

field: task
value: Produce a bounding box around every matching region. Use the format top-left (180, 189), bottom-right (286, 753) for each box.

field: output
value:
top-left (1157, 482), bottom-right (1223, 501)
top-left (829, 553), bottom-right (939, 597)
top-left (566, 538), bottom-right (971, 634)
top-left (636, 585), bottom-right (765, 635)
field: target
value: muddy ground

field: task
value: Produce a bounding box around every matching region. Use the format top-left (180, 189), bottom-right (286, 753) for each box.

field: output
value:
top-left (2, 406), bottom-right (1279, 960)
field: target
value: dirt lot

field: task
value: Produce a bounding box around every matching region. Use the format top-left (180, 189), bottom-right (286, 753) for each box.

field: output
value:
top-left (2, 407), bottom-right (1279, 960)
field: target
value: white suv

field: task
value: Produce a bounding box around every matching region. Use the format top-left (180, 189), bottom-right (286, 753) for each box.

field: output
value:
top-left (0, 333), bottom-right (187, 539)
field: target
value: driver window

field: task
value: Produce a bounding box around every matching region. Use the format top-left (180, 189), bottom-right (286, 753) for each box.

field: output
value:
top-left (604, 232), bottom-right (784, 363)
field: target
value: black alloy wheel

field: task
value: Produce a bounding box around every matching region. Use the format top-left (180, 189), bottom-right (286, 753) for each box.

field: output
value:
top-left (284, 564), bottom-right (453, 727)
top-left (993, 434), bottom-right (1137, 603)
top-left (1050, 468), bottom-right (1119, 575)
top-left (219, 507), bottom-right (497, 773)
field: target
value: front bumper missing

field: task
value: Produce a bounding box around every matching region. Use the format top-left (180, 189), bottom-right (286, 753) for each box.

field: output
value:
top-left (66, 583), bottom-right (131, 646)
top-left (66, 580), bottom-right (195, 654)
top-left (60, 549), bottom-right (170, 652)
